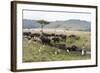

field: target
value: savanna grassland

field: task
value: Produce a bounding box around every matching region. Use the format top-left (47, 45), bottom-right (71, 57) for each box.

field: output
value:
top-left (23, 29), bottom-right (91, 62)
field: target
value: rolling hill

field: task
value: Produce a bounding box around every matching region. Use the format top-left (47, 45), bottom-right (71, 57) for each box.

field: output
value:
top-left (23, 19), bottom-right (91, 31)
top-left (23, 19), bottom-right (41, 28)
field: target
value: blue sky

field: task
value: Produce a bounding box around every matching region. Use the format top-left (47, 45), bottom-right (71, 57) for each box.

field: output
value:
top-left (23, 10), bottom-right (91, 22)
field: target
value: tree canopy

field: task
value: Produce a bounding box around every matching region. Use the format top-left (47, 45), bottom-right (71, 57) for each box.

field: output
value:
top-left (37, 20), bottom-right (50, 33)
top-left (37, 20), bottom-right (50, 25)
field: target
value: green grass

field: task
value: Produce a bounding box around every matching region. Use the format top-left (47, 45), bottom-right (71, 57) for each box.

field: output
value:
top-left (23, 31), bottom-right (91, 62)
top-left (66, 32), bottom-right (91, 51)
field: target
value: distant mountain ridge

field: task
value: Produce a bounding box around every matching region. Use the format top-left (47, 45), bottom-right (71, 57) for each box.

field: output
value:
top-left (23, 19), bottom-right (91, 31)
top-left (23, 19), bottom-right (41, 28)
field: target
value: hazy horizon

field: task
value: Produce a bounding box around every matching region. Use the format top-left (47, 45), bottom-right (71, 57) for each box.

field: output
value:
top-left (23, 18), bottom-right (91, 22)
top-left (23, 10), bottom-right (91, 22)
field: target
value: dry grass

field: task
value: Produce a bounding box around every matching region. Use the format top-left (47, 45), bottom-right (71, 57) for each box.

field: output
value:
top-left (23, 29), bottom-right (91, 62)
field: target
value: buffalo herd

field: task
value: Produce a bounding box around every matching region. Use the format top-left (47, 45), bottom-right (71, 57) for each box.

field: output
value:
top-left (23, 31), bottom-right (86, 55)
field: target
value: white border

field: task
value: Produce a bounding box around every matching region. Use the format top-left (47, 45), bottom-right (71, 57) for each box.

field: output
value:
top-left (17, 3), bottom-right (96, 69)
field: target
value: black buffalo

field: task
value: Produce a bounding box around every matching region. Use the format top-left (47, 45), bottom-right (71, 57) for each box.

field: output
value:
top-left (52, 37), bottom-right (60, 43)
top-left (67, 45), bottom-right (79, 51)
top-left (23, 32), bottom-right (31, 37)
top-left (60, 35), bottom-right (67, 41)
top-left (40, 35), bottom-right (51, 45)
top-left (30, 33), bottom-right (40, 39)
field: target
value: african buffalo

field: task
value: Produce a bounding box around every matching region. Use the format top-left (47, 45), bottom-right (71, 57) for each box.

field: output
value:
top-left (66, 45), bottom-right (79, 51)
top-left (52, 37), bottom-right (60, 43)
top-left (40, 35), bottom-right (51, 45)
top-left (23, 32), bottom-right (31, 37)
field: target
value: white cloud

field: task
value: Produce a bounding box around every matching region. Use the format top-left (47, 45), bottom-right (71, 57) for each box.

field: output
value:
top-left (23, 10), bottom-right (91, 21)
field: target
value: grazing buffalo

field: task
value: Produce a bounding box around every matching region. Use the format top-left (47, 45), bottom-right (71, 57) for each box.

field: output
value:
top-left (23, 32), bottom-right (32, 40)
top-left (33, 33), bottom-right (40, 37)
top-left (52, 37), bottom-right (60, 43)
top-left (70, 45), bottom-right (78, 51)
top-left (69, 35), bottom-right (76, 38)
top-left (54, 34), bottom-right (67, 41)
top-left (60, 34), bottom-right (67, 41)
top-left (40, 35), bottom-right (51, 45)
top-left (51, 33), bottom-right (55, 37)
top-left (23, 32), bottom-right (31, 37)
top-left (67, 45), bottom-right (79, 51)
top-left (30, 33), bottom-right (34, 39)
top-left (30, 33), bottom-right (40, 39)
top-left (27, 36), bottom-right (31, 40)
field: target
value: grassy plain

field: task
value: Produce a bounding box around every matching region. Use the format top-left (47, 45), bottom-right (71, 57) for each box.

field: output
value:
top-left (23, 29), bottom-right (91, 62)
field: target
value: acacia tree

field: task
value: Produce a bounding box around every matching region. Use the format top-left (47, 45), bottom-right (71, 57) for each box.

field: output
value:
top-left (37, 20), bottom-right (50, 33)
